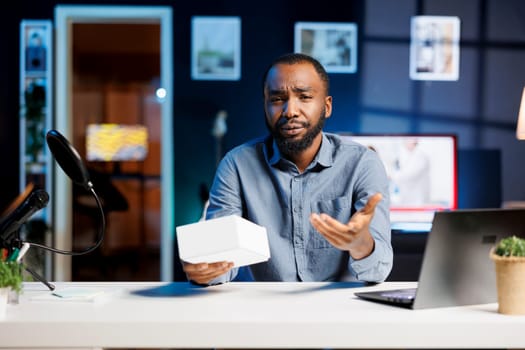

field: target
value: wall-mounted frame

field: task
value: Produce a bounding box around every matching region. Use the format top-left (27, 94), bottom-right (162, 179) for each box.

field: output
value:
top-left (294, 22), bottom-right (358, 74)
top-left (410, 16), bottom-right (461, 81)
top-left (191, 16), bottom-right (241, 81)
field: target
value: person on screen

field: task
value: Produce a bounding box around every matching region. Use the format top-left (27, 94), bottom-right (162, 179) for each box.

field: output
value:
top-left (182, 53), bottom-right (393, 285)
top-left (390, 138), bottom-right (431, 206)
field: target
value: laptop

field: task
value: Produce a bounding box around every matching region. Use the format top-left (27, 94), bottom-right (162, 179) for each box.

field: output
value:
top-left (355, 208), bottom-right (525, 309)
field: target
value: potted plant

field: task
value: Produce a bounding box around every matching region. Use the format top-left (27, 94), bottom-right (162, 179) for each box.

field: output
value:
top-left (0, 261), bottom-right (23, 293)
top-left (490, 235), bottom-right (525, 315)
top-left (0, 258), bottom-right (24, 318)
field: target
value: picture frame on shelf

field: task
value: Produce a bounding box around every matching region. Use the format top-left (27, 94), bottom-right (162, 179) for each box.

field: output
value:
top-left (409, 16), bottom-right (461, 81)
top-left (191, 16), bottom-right (241, 81)
top-left (294, 22), bottom-right (358, 74)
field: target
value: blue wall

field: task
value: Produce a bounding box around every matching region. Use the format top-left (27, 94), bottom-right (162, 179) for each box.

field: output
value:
top-left (170, 0), bottom-right (525, 227)
top-left (1, 0), bottom-right (525, 260)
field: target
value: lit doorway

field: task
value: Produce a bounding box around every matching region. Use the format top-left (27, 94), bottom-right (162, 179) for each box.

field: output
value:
top-left (54, 6), bottom-right (173, 281)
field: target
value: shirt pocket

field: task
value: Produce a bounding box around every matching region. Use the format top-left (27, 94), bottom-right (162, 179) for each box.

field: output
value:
top-left (309, 196), bottom-right (352, 248)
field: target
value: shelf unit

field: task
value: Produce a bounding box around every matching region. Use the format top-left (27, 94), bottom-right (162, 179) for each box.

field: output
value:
top-left (19, 20), bottom-right (53, 280)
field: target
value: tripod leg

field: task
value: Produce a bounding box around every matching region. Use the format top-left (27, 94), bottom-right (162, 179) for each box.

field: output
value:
top-left (24, 265), bottom-right (55, 291)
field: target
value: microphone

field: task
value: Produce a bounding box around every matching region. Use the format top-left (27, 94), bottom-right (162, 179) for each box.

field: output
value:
top-left (46, 129), bottom-right (92, 190)
top-left (0, 188), bottom-right (49, 243)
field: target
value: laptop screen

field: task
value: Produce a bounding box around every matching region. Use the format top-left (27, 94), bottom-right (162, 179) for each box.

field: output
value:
top-left (338, 134), bottom-right (458, 231)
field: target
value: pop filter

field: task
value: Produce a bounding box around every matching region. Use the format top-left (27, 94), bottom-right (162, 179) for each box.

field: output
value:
top-left (38, 130), bottom-right (106, 256)
top-left (46, 129), bottom-right (91, 189)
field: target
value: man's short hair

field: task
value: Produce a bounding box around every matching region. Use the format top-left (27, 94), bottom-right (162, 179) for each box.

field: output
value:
top-left (262, 53), bottom-right (330, 95)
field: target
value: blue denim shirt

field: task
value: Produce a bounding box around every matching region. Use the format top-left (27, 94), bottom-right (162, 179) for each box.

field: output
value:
top-left (206, 132), bottom-right (393, 283)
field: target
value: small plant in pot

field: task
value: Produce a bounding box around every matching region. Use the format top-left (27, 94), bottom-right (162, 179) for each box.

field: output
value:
top-left (0, 259), bottom-right (23, 318)
top-left (0, 261), bottom-right (23, 293)
top-left (490, 235), bottom-right (525, 315)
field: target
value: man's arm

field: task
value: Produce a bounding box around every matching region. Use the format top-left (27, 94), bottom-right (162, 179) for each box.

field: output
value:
top-left (310, 147), bottom-right (393, 282)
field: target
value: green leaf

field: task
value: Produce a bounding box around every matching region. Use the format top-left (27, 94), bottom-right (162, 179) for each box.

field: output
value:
top-left (495, 236), bottom-right (525, 257)
top-left (0, 261), bottom-right (23, 293)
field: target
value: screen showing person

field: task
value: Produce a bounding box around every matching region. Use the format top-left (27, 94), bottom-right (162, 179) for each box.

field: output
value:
top-left (339, 134), bottom-right (457, 226)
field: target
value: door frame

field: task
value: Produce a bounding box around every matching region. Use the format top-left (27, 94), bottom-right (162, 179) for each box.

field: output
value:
top-left (54, 5), bottom-right (174, 281)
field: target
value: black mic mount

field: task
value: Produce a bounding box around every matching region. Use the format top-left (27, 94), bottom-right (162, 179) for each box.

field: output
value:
top-left (0, 188), bottom-right (49, 246)
top-left (0, 186), bottom-right (54, 290)
top-left (0, 129), bottom-right (107, 291)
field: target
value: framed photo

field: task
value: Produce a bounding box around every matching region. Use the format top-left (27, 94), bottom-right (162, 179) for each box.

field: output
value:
top-left (191, 16), bottom-right (241, 81)
top-left (294, 22), bottom-right (357, 74)
top-left (23, 23), bottom-right (49, 72)
top-left (410, 16), bottom-right (461, 81)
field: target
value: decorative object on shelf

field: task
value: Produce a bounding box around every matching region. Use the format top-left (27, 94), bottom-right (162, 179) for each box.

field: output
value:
top-left (24, 81), bottom-right (46, 163)
top-left (490, 235), bottom-right (525, 315)
top-left (211, 110), bottom-right (228, 167)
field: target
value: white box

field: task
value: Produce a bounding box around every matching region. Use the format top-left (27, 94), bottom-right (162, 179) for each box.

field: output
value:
top-left (176, 215), bottom-right (270, 267)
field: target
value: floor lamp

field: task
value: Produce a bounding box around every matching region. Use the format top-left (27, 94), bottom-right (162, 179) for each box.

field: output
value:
top-left (503, 88), bottom-right (525, 209)
top-left (517, 87), bottom-right (525, 140)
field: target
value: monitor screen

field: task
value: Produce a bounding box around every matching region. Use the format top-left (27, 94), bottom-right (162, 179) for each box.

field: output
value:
top-left (338, 134), bottom-right (457, 231)
top-left (86, 124), bottom-right (148, 162)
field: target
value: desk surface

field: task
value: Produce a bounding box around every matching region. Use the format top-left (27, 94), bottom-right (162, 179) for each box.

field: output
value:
top-left (1, 281), bottom-right (524, 349)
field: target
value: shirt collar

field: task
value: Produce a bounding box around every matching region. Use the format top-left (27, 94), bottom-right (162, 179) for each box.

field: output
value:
top-left (265, 133), bottom-right (334, 169)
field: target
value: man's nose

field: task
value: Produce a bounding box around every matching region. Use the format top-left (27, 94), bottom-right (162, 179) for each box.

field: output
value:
top-left (282, 99), bottom-right (298, 118)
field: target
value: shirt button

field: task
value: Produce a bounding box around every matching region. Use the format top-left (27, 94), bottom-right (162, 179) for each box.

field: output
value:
top-left (293, 207), bottom-right (298, 213)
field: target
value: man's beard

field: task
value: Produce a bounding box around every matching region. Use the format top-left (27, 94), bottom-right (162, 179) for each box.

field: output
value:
top-left (267, 109), bottom-right (326, 157)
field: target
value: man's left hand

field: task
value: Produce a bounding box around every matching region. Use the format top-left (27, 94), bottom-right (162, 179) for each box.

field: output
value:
top-left (309, 192), bottom-right (382, 260)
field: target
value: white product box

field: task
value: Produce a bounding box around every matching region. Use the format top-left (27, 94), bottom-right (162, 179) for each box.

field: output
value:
top-left (176, 215), bottom-right (270, 267)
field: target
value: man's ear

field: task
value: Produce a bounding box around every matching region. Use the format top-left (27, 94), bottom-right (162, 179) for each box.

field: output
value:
top-left (325, 96), bottom-right (333, 118)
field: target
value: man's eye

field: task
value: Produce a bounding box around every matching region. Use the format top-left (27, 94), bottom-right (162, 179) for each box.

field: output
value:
top-left (270, 97), bottom-right (283, 102)
top-left (300, 95), bottom-right (313, 100)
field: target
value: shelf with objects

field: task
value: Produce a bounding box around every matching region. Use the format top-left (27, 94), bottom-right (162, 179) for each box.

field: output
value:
top-left (18, 20), bottom-right (53, 282)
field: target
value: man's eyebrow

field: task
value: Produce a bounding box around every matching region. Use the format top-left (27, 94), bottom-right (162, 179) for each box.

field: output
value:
top-left (291, 86), bottom-right (314, 93)
top-left (267, 88), bottom-right (286, 95)
top-left (267, 86), bottom-right (315, 95)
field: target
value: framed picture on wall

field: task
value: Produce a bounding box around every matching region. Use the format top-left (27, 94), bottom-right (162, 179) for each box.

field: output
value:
top-left (294, 22), bottom-right (358, 73)
top-left (410, 16), bottom-right (461, 81)
top-left (191, 16), bottom-right (241, 81)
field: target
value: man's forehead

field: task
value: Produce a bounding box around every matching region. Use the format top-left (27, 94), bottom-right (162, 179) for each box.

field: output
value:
top-left (265, 63), bottom-right (321, 90)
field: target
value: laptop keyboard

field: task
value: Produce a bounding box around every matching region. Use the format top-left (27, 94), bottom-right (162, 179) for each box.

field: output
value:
top-left (381, 288), bottom-right (417, 301)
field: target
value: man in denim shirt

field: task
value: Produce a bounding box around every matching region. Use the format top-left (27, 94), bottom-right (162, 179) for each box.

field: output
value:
top-left (183, 53), bottom-right (393, 284)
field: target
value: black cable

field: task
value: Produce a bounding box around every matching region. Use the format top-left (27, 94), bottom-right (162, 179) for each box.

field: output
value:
top-left (21, 182), bottom-right (106, 256)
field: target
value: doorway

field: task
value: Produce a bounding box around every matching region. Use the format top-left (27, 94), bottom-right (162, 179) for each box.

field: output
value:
top-left (54, 6), bottom-right (174, 281)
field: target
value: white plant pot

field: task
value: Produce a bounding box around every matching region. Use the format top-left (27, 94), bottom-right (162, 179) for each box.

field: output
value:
top-left (0, 288), bottom-right (8, 319)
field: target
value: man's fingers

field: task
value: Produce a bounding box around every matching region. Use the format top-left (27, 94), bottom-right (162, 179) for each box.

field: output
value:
top-left (361, 193), bottom-right (382, 215)
top-left (182, 261), bottom-right (233, 284)
top-left (311, 213), bottom-right (354, 243)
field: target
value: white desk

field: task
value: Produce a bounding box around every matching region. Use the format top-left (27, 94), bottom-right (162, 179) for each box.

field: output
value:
top-left (0, 281), bottom-right (524, 349)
